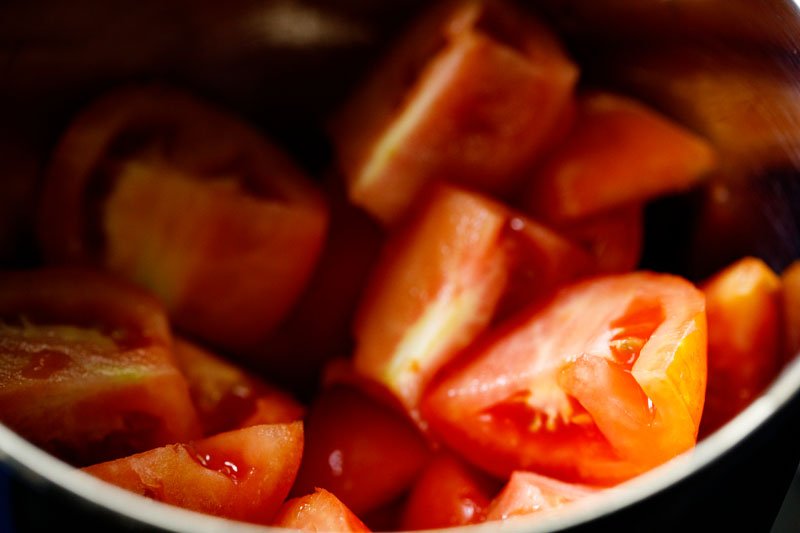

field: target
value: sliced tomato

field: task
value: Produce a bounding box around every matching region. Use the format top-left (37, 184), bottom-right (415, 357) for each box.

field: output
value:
top-left (783, 260), bottom-right (800, 363)
top-left (555, 205), bottom-right (644, 274)
top-left (290, 387), bottom-right (429, 515)
top-left (353, 183), bottom-right (591, 418)
top-left (331, 0), bottom-right (578, 225)
top-left (171, 337), bottom-right (304, 436)
top-left (699, 257), bottom-right (782, 435)
top-left (83, 422), bottom-right (303, 524)
top-left (525, 91), bottom-right (715, 223)
top-left (486, 471), bottom-right (596, 521)
top-left (38, 85), bottom-right (328, 352)
top-left (0, 268), bottom-right (201, 466)
top-left (423, 272), bottom-right (707, 485)
top-left (400, 452), bottom-right (497, 530)
top-left (273, 488), bottom-right (370, 532)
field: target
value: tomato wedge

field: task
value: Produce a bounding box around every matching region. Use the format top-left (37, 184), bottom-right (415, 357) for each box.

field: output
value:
top-left (0, 268), bottom-right (200, 465)
top-left (39, 85), bottom-right (328, 352)
top-left (331, 0), bottom-right (578, 225)
top-left (782, 260), bottom-right (800, 363)
top-left (486, 471), bottom-right (596, 521)
top-left (524, 91), bottom-right (715, 223)
top-left (83, 422), bottom-right (303, 525)
top-left (699, 257), bottom-right (781, 435)
top-left (423, 272), bottom-right (707, 485)
top-left (171, 337), bottom-right (304, 436)
top-left (273, 489), bottom-right (370, 532)
top-left (401, 453), bottom-right (496, 530)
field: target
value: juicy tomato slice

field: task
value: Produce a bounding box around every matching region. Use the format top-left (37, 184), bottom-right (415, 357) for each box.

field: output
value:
top-left (525, 91), bottom-right (716, 223)
top-left (699, 257), bottom-right (781, 436)
top-left (171, 337), bottom-right (304, 436)
top-left (331, 0), bottom-right (578, 225)
top-left (273, 488), bottom-right (370, 532)
top-left (38, 85), bottom-right (328, 352)
top-left (423, 272), bottom-right (707, 485)
top-left (290, 387), bottom-right (429, 515)
top-left (400, 452), bottom-right (497, 530)
top-left (0, 268), bottom-right (201, 465)
top-left (485, 471), bottom-right (596, 521)
top-left (783, 260), bottom-right (800, 363)
top-left (353, 183), bottom-right (592, 418)
top-left (83, 422), bottom-right (303, 525)
top-left (555, 205), bottom-right (644, 274)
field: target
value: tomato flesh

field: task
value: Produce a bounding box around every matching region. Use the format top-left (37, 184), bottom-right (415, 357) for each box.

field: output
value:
top-left (486, 471), bottom-right (596, 521)
top-left (83, 422), bottom-right (303, 524)
top-left (331, 0), bottom-right (578, 225)
top-left (782, 260), bottom-right (800, 364)
top-left (273, 488), bottom-right (370, 532)
top-left (423, 272), bottom-right (707, 485)
top-left (0, 268), bottom-right (200, 465)
top-left (699, 257), bottom-right (781, 435)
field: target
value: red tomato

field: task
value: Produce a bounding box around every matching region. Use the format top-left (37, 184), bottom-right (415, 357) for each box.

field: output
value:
top-left (423, 272), bottom-right (707, 485)
top-left (290, 387), bottom-right (429, 515)
top-left (525, 91), bottom-right (715, 223)
top-left (83, 422), bottom-right (303, 525)
top-left (0, 268), bottom-right (201, 465)
top-left (171, 337), bottom-right (304, 436)
top-left (486, 471), bottom-right (596, 521)
top-left (699, 257), bottom-right (781, 435)
top-left (331, 0), bottom-right (578, 225)
top-left (555, 205), bottom-right (644, 274)
top-left (38, 85), bottom-right (328, 352)
top-left (401, 453), bottom-right (497, 530)
top-left (353, 183), bottom-right (592, 419)
top-left (273, 488), bottom-right (370, 532)
top-left (783, 260), bottom-right (800, 362)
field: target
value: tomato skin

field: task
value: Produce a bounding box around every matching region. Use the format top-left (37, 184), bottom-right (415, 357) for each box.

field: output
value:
top-left (400, 453), bottom-right (497, 530)
top-left (525, 91), bottom-right (715, 223)
top-left (486, 471), bottom-right (596, 521)
top-left (290, 387), bottom-right (429, 515)
top-left (699, 257), bottom-right (782, 436)
top-left (783, 260), bottom-right (800, 363)
top-left (423, 272), bottom-right (707, 485)
top-left (171, 337), bottom-right (304, 436)
top-left (331, 0), bottom-right (578, 225)
top-left (273, 488), bottom-right (370, 532)
top-left (38, 84), bottom-right (328, 352)
top-left (0, 268), bottom-right (201, 465)
top-left (83, 422), bottom-right (303, 525)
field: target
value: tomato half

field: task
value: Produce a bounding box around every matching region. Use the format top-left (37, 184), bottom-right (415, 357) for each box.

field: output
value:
top-left (0, 268), bottom-right (200, 465)
top-left (524, 91), bottom-right (715, 223)
top-left (38, 85), bottom-right (328, 352)
top-left (486, 471), bottom-right (596, 521)
top-left (423, 272), bottom-right (707, 485)
top-left (171, 337), bottom-right (304, 436)
top-left (699, 257), bottom-right (781, 435)
top-left (290, 387), bottom-right (429, 515)
top-left (331, 0), bottom-right (578, 225)
top-left (83, 422), bottom-right (303, 525)
top-left (273, 488), bottom-right (370, 532)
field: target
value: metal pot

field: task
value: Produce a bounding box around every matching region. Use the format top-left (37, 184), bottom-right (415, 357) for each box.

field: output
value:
top-left (1, 1), bottom-right (800, 531)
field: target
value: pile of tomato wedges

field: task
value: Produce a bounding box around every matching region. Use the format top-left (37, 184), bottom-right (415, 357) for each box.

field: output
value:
top-left (2, 0), bottom-right (799, 530)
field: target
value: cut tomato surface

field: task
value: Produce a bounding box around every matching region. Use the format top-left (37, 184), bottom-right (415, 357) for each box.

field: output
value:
top-left (171, 337), bottom-right (304, 436)
top-left (0, 268), bottom-right (200, 465)
top-left (699, 257), bottom-right (782, 436)
top-left (525, 91), bottom-right (715, 223)
top-left (290, 387), bottom-right (429, 515)
top-left (331, 0), bottom-right (578, 225)
top-left (353, 183), bottom-right (591, 418)
top-left (39, 85), bottom-right (328, 352)
top-left (423, 272), bottom-right (707, 485)
top-left (273, 488), bottom-right (370, 532)
top-left (486, 471), bottom-right (597, 521)
top-left (83, 422), bottom-right (303, 525)
top-left (401, 452), bottom-right (497, 530)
